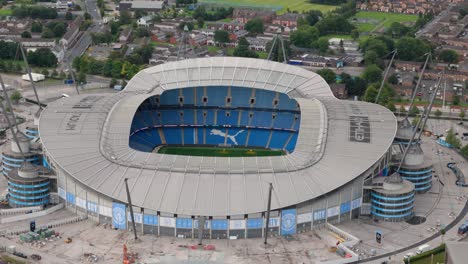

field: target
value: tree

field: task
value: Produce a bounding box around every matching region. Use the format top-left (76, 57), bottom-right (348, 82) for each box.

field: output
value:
top-left (461, 144), bottom-right (468, 157)
top-left (388, 74), bottom-right (399, 85)
top-left (119, 10), bottom-right (132, 25)
top-left (453, 95), bottom-right (460, 106)
top-left (362, 64), bottom-right (383, 83)
top-left (304, 10), bottom-right (322, 26)
top-left (386, 102), bottom-right (396, 112)
top-left (386, 22), bottom-right (411, 38)
top-left (409, 105), bottom-right (420, 116)
top-left (245, 17), bottom-right (264, 35)
top-left (233, 37), bottom-right (258, 58)
top-left (21, 31), bottom-right (31, 38)
top-left (399, 105), bottom-right (406, 113)
top-left (77, 71), bottom-right (86, 84)
top-left (59, 71), bottom-right (66, 79)
top-left (135, 27), bottom-right (150, 37)
top-left (363, 85), bottom-right (378, 102)
top-left (51, 69), bottom-right (58, 78)
top-left (434, 109), bottom-right (442, 118)
top-left (396, 37), bottom-right (431, 61)
top-left (41, 28), bottom-right (54, 38)
top-left (197, 17), bottom-right (204, 29)
top-left (31, 22), bottom-right (42, 33)
top-left (214, 30), bottom-right (230, 44)
top-left (364, 50), bottom-right (378, 66)
top-left (317, 37), bottom-right (329, 54)
top-left (41, 69), bottom-right (49, 77)
top-left (351, 29), bottom-right (359, 40)
top-left (65, 11), bottom-right (73, 20)
top-left (84, 12), bottom-right (92, 20)
top-left (178, 21), bottom-right (194, 31)
top-left (316, 69), bottom-right (336, 84)
top-left (290, 25), bottom-right (319, 48)
top-left (27, 48), bottom-right (57, 67)
top-left (460, 109), bottom-right (465, 120)
top-left (52, 23), bottom-right (66, 37)
top-left (110, 78), bottom-right (117, 88)
top-left (10, 90), bottom-right (22, 104)
top-left (446, 128), bottom-right (461, 149)
top-left (439, 49), bottom-right (459, 64)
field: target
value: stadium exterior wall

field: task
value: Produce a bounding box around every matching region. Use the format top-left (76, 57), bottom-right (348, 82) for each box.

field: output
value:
top-left (49, 149), bottom-right (390, 238)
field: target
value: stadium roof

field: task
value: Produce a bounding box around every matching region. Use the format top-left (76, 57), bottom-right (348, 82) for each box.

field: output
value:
top-left (39, 57), bottom-right (397, 216)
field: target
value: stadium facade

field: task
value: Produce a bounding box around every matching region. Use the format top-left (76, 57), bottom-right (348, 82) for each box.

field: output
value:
top-left (38, 57), bottom-right (398, 238)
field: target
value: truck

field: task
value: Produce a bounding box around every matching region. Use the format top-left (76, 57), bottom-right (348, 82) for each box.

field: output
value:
top-left (458, 220), bottom-right (468, 235)
top-left (416, 244), bottom-right (430, 254)
top-left (22, 73), bottom-right (45, 82)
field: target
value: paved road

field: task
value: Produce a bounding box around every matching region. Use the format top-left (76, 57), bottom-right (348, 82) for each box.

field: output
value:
top-left (60, 0), bottom-right (103, 70)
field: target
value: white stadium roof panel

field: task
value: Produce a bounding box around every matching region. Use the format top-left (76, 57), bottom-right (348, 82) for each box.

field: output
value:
top-left (39, 57), bottom-right (396, 216)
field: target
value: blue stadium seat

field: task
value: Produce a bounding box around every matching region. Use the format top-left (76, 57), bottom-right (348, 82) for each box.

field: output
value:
top-left (181, 110), bottom-right (195, 125)
top-left (251, 111), bottom-right (273, 128)
top-left (273, 112), bottom-right (295, 129)
top-left (181, 87), bottom-right (195, 105)
top-left (163, 127), bottom-right (183, 145)
top-left (247, 129), bottom-right (270, 148)
top-left (239, 111), bottom-right (251, 127)
top-left (231, 86), bottom-right (252, 108)
top-left (159, 89), bottom-right (179, 105)
top-left (254, 89), bottom-right (276, 108)
top-left (277, 93), bottom-right (299, 111)
top-left (285, 133), bottom-right (298, 152)
top-left (197, 128), bottom-right (205, 144)
top-left (217, 110), bottom-right (239, 126)
top-left (205, 86), bottom-right (228, 107)
top-left (183, 127), bottom-right (196, 145)
top-left (160, 110), bottom-right (181, 125)
top-left (269, 130), bottom-right (291, 150)
top-left (292, 115), bottom-right (301, 130)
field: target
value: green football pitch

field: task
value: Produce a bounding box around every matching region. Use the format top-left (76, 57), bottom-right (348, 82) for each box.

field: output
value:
top-left (158, 146), bottom-right (285, 157)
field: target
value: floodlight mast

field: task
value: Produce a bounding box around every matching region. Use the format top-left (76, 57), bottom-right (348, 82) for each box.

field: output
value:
top-left (404, 53), bottom-right (431, 120)
top-left (19, 42), bottom-right (42, 110)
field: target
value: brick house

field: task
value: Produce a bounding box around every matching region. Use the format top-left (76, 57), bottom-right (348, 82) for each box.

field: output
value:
top-left (272, 13), bottom-right (301, 27)
top-left (233, 8), bottom-right (275, 24)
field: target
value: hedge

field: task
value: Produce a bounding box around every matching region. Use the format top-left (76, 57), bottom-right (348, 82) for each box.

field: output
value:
top-left (404, 243), bottom-right (445, 264)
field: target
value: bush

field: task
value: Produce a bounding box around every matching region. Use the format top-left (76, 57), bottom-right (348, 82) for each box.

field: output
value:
top-left (404, 244), bottom-right (445, 264)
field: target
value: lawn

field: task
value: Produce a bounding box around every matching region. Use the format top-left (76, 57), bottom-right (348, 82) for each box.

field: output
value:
top-left (158, 146), bottom-right (285, 157)
top-left (199, 0), bottom-right (337, 14)
top-left (351, 11), bottom-right (418, 33)
top-left (409, 252), bottom-right (444, 264)
top-left (0, 9), bottom-right (12, 16)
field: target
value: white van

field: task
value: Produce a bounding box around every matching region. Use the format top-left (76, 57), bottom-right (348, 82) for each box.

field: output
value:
top-left (417, 244), bottom-right (430, 254)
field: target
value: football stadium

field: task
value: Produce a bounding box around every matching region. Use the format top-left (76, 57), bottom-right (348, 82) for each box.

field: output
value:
top-left (38, 57), bottom-right (397, 238)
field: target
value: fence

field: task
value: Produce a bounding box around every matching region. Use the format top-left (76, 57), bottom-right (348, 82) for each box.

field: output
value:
top-left (0, 214), bottom-right (88, 237)
top-left (0, 206), bottom-right (43, 216)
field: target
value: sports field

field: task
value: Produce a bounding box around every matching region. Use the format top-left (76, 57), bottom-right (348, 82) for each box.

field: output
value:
top-left (158, 146), bottom-right (285, 157)
top-left (199, 0), bottom-right (337, 14)
top-left (351, 11), bottom-right (418, 33)
top-left (0, 9), bottom-right (12, 16)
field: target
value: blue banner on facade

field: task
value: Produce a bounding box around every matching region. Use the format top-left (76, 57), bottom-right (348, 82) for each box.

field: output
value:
top-left (87, 201), bottom-right (98, 213)
top-left (143, 214), bottom-right (158, 226)
top-left (340, 202), bottom-right (351, 214)
top-left (247, 218), bottom-right (263, 229)
top-left (42, 155), bottom-right (50, 169)
top-left (281, 209), bottom-right (297, 235)
top-left (382, 167), bottom-right (389, 176)
top-left (176, 218), bottom-right (193, 229)
top-left (313, 209), bottom-right (326, 220)
top-left (112, 202), bottom-right (127, 230)
top-left (211, 219), bottom-right (228, 230)
top-left (66, 192), bottom-right (75, 204)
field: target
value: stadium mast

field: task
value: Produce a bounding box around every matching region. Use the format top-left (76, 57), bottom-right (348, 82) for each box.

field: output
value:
top-left (404, 53), bottom-right (431, 120)
top-left (124, 178), bottom-right (138, 240)
top-left (267, 29), bottom-right (288, 63)
top-left (19, 42), bottom-right (42, 111)
top-left (0, 75), bottom-right (26, 159)
top-left (395, 74), bottom-right (442, 175)
top-left (375, 49), bottom-right (397, 104)
top-left (176, 25), bottom-right (195, 61)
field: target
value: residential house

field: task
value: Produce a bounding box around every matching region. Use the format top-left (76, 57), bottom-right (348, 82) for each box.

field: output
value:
top-left (137, 16), bottom-right (154, 27)
top-left (229, 30), bottom-right (248, 41)
top-left (272, 13), bottom-right (301, 28)
top-left (119, 27), bottom-right (133, 43)
top-left (245, 37), bottom-right (268, 51)
top-left (119, 1), bottom-right (165, 13)
top-left (233, 8), bottom-right (275, 24)
top-left (59, 16), bottom-right (83, 50)
top-left (189, 33), bottom-right (207, 46)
